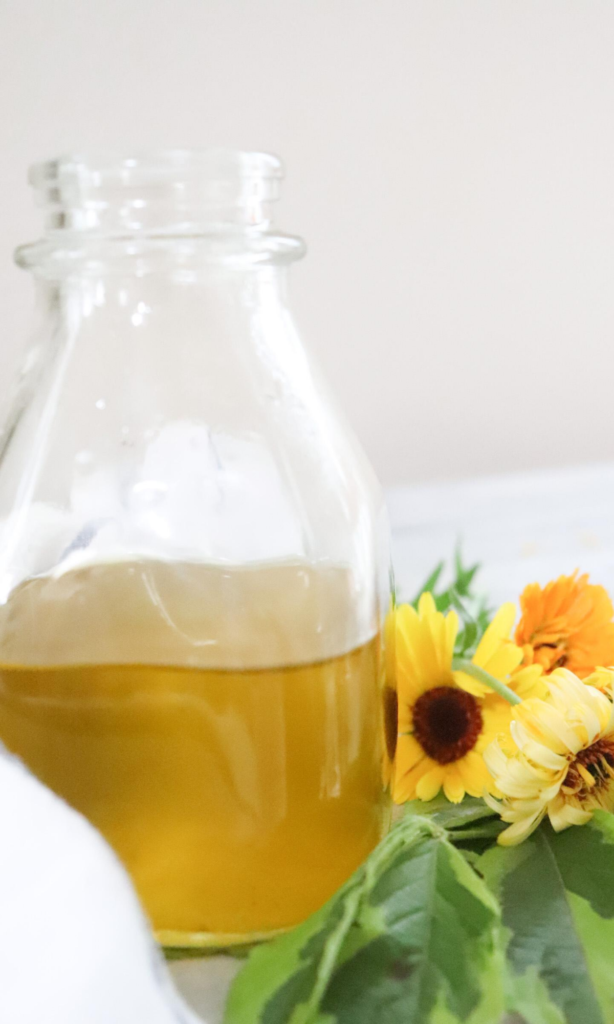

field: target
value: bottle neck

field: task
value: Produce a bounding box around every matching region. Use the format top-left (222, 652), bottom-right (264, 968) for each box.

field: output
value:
top-left (35, 258), bottom-right (295, 347)
top-left (18, 233), bottom-right (305, 279)
top-left (30, 150), bottom-right (283, 234)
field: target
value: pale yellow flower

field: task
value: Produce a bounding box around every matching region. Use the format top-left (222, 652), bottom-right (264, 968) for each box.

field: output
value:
top-left (485, 668), bottom-right (614, 845)
top-left (393, 594), bottom-right (543, 805)
top-left (584, 666), bottom-right (614, 698)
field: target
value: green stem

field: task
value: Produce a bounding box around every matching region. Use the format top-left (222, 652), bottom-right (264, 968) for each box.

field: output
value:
top-left (449, 824), bottom-right (505, 842)
top-left (451, 657), bottom-right (522, 706)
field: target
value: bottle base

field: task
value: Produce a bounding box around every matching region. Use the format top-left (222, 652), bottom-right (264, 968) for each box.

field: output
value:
top-left (157, 926), bottom-right (291, 956)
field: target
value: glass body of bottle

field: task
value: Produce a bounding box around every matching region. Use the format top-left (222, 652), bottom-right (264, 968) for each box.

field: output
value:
top-left (0, 150), bottom-right (392, 948)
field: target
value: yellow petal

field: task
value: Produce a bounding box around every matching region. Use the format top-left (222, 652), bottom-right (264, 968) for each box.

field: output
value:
top-left (577, 764), bottom-right (597, 788)
top-left (396, 597), bottom-right (457, 703)
top-left (453, 669), bottom-right (488, 698)
top-left (396, 608), bottom-right (429, 702)
top-left (457, 751), bottom-right (494, 797)
top-left (473, 603), bottom-right (516, 665)
top-left (415, 766), bottom-right (446, 801)
top-left (443, 767), bottom-right (465, 804)
top-left (511, 664), bottom-right (546, 699)
top-left (479, 702), bottom-right (513, 747)
top-left (418, 592), bottom-right (437, 617)
top-left (392, 736), bottom-right (430, 803)
top-left (547, 793), bottom-right (592, 832)
top-left (483, 738), bottom-right (509, 779)
top-left (514, 700), bottom-right (582, 756)
top-left (509, 721), bottom-right (568, 772)
top-left (395, 733), bottom-right (424, 773)
top-left (480, 644), bottom-right (524, 681)
top-left (483, 790), bottom-right (504, 815)
top-left (498, 807), bottom-right (547, 846)
top-left (399, 607), bottom-right (442, 696)
top-left (584, 667), bottom-right (614, 696)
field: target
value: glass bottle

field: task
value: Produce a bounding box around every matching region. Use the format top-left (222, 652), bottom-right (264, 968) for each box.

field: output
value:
top-left (0, 150), bottom-right (391, 948)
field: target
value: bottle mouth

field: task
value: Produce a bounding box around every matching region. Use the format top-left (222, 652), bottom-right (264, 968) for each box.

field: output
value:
top-left (28, 149), bottom-right (285, 236)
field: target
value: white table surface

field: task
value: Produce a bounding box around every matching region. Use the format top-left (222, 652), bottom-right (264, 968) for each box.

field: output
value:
top-left (170, 461), bottom-right (614, 1022)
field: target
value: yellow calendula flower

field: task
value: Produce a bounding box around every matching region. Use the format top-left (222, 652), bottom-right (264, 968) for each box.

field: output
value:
top-left (485, 668), bottom-right (614, 845)
top-left (392, 594), bottom-right (543, 805)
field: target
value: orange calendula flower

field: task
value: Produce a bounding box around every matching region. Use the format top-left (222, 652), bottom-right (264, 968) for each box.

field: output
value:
top-left (515, 572), bottom-right (614, 678)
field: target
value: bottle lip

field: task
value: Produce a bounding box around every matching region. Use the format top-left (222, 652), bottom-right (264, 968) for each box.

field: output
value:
top-left (29, 148), bottom-right (284, 195)
top-left (24, 147), bottom-right (294, 239)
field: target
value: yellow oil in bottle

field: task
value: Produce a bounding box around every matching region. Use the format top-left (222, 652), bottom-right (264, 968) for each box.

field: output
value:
top-left (0, 560), bottom-right (388, 945)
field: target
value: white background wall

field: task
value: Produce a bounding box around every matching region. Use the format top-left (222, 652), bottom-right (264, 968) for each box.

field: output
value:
top-left (1, 1), bottom-right (614, 486)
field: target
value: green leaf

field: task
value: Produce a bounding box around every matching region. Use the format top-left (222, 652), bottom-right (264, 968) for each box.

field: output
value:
top-left (435, 591), bottom-right (453, 613)
top-left (224, 817), bottom-right (425, 1024)
top-left (457, 620), bottom-right (478, 656)
top-left (406, 794), bottom-right (497, 832)
top-left (544, 812), bottom-right (614, 918)
top-left (319, 835), bottom-right (500, 1024)
top-left (412, 562), bottom-right (445, 605)
top-left (406, 551), bottom-right (492, 659)
top-left (502, 965), bottom-right (566, 1024)
top-left (222, 877), bottom-right (362, 1024)
top-left (225, 816), bottom-right (501, 1024)
top-left (453, 549), bottom-right (479, 597)
top-left (430, 940), bottom-right (506, 1024)
top-left (570, 892), bottom-right (614, 1022)
top-left (480, 824), bottom-right (614, 1024)
top-left (404, 796), bottom-right (506, 853)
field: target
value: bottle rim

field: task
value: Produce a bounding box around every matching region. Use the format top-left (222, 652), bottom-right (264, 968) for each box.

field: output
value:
top-left (29, 148), bottom-right (284, 195)
top-left (27, 148), bottom-right (286, 235)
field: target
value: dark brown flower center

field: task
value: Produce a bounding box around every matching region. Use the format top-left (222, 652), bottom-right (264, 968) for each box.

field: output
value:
top-left (412, 686), bottom-right (483, 765)
top-left (383, 687), bottom-right (398, 762)
top-left (563, 739), bottom-right (614, 800)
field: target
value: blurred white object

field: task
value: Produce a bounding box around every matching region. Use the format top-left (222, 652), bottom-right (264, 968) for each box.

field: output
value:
top-left (0, 748), bottom-right (202, 1024)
